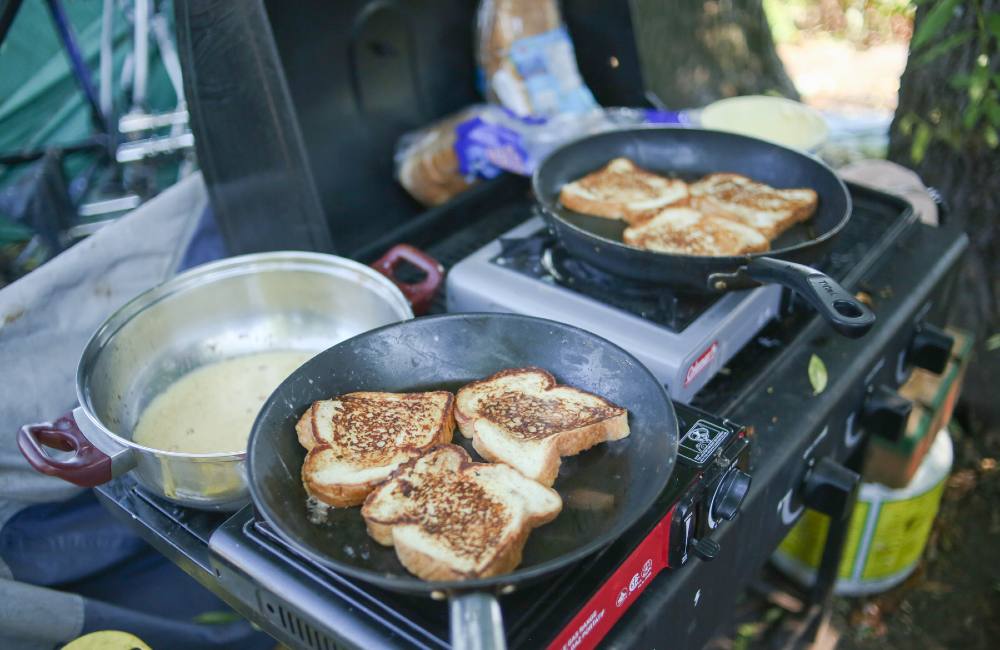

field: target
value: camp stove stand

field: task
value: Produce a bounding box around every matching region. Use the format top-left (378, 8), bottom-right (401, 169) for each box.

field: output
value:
top-left (95, 182), bottom-right (967, 649)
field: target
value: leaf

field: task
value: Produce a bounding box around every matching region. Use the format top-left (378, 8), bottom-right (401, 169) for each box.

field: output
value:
top-left (914, 30), bottom-right (973, 66)
top-left (193, 610), bottom-right (243, 625)
top-left (911, 122), bottom-right (932, 163)
top-left (963, 102), bottom-right (984, 130)
top-left (912, 0), bottom-right (961, 51)
top-left (898, 112), bottom-right (918, 136)
top-left (986, 98), bottom-right (1000, 126)
top-left (950, 73), bottom-right (972, 89)
top-left (989, 13), bottom-right (1000, 41)
top-left (969, 64), bottom-right (990, 103)
top-left (986, 333), bottom-right (1000, 351)
top-left (986, 125), bottom-right (999, 148)
top-left (808, 354), bottom-right (828, 395)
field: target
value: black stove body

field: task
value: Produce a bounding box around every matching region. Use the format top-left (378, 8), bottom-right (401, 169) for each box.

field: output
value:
top-left (96, 180), bottom-right (967, 649)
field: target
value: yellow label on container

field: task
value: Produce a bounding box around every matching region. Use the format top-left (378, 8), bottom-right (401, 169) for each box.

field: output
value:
top-left (861, 480), bottom-right (945, 580)
top-left (777, 502), bottom-right (870, 580)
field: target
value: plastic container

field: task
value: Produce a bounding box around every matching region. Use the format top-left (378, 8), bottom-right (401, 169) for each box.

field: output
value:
top-left (772, 428), bottom-right (953, 596)
top-left (699, 95), bottom-right (829, 152)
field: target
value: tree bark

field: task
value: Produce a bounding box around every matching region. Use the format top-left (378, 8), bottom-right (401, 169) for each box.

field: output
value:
top-left (631, 0), bottom-right (798, 108)
top-left (889, 1), bottom-right (1000, 429)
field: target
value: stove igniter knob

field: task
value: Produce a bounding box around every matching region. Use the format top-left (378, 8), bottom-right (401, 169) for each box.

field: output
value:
top-left (711, 469), bottom-right (752, 522)
top-left (801, 457), bottom-right (860, 517)
top-left (862, 384), bottom-right (913, 444)
top-left (691, 537), bottom-right (721, 562)
top-left (908, 322), bottom-right (953, 375)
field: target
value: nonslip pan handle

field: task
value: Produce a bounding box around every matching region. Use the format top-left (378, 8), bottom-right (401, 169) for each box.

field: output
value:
top-left (738, 257), bottom-right (875, 338)
top-left (450, 591), bottom-right (507, 650)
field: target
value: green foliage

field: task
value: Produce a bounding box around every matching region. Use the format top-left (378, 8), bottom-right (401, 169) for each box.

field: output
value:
top-left (903, 0), bottom-right (1000, 162)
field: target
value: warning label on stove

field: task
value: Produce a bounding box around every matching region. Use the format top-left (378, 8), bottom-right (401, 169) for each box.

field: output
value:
top-left (679, 419), bottom-right (730, 465)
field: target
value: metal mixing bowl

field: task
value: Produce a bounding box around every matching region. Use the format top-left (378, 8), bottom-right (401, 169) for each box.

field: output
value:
top-left (26, 252), bottom-right (413, 510)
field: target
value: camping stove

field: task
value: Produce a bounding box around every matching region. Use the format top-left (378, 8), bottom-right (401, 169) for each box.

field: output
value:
top-left (95, 182), bottom-right (968, 650)
top-left (446, 216), bottom-right (782, 403)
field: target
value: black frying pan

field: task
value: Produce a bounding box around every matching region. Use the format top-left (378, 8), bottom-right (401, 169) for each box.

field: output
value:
top-left (533, 127), bottom-right (876, 338)
top-left (247, 313), bottom-right (678, 648)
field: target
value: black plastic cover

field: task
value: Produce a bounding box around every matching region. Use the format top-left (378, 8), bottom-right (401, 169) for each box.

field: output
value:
top-left (176, 0), bottom-right (645, 257)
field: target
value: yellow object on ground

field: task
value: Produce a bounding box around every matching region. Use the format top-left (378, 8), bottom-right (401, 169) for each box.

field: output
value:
top-left (63, 630), bottom-right (152, 649)
top-left (773, 428), bottom-right (952, 596)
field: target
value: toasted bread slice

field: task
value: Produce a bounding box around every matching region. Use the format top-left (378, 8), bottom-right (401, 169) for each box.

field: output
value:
top-left (689, 173), bottom-right (818, 240)
top-left (362, 444), bottom-right (562, 580)
top-left (455, 368), bottom-right (629, 486)
top-left (559, 157), bottom-right (689, 224)
top-left (297, 391), bottom-right (455, 507)
top-left (623, 205), bottom-right (770, 256)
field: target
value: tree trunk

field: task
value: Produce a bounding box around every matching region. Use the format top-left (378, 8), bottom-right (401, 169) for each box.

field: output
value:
top-left (631, 0), bottom-right (798, 108)
top-left (889, 1), bottom-right (1000, 429)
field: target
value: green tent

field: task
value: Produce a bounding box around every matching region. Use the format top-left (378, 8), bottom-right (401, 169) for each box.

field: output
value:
top-left (0, 0), bottom-right (178, 243)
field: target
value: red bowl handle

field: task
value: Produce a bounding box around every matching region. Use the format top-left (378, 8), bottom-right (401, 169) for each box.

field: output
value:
top-left (371, 244), bottom-right (445, 316)
top-left (17, 414), bottom-right (113, 487)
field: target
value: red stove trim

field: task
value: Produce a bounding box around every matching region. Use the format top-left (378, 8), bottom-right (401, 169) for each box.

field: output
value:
top-left (547, 511), bottom-right (674, 650)
top-left (684, 341), bottom-right (718, 387)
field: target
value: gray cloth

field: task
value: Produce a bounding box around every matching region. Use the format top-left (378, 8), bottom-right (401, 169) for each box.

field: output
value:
top-left (0, 172), bottom-right (207, 648)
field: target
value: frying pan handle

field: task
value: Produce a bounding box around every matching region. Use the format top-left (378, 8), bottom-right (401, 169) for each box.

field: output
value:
top-left (450, 591), bottom-right (507, 650)
top-left (18, 413), bottom-right (114, 487)
top-left (371, 244), bottom-right (445, 316)
top-left (740, 257), bottom-right (875, 338)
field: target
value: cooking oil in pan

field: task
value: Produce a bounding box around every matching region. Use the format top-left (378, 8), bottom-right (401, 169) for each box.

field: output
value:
top-left (134, 350), bottom-right (314, 454)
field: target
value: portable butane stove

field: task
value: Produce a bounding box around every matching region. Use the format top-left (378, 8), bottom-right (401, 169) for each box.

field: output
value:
top-left (99, 404), bottom-right (749, 650)
top-left (96, 181), bottom-right (968, 650)
top-left (447, 216), bottom-right (782, 403)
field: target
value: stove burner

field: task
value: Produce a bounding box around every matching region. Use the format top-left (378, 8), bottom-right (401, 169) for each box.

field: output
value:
top-left (496, 233), bottom-right (719, 331)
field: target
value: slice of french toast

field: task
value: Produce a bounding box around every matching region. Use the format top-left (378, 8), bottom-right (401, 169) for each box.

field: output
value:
top-left (623, 205), bottom-right (770, 256)
top-left (297, 391), bottom-right (454, 507)
top-left (455, 368), bottom-right (629, 486)
top-left (689, 172), bottom-right (818, 240)
top-left (361, 444), bottom-right (562, 580)
top-left (559, 157), bottom-right (689, 224)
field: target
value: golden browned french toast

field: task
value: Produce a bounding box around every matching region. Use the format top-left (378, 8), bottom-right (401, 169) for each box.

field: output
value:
top-left (361, 444), bottom-right (562, 580)
top-left (455, 368), bottom-right (629, 486)
top-left (689, 173), bottom-right (818, 240)
top-left (559, 157), bottom-right (689, 224)
top-left (297, 391), bottom-right (454, 507)
top-left (622, 205), bottom-right (770, 256)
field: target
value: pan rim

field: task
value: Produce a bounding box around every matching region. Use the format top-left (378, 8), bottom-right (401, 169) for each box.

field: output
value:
top-left (531, 126), bottom-right (853, 264)
top-left (247, 312), bottom-right (678, 594)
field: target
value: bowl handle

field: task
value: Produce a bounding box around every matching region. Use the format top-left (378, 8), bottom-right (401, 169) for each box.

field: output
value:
top-left (17, 408), bottom-right (133, 487)
top-left (371, 244), bottom-right (445, 316)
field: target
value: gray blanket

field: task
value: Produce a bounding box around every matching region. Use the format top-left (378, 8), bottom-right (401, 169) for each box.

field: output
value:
top-left (0, 173), bottom-right (206, 648)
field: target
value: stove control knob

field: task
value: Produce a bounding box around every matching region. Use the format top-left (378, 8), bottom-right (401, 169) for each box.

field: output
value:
top-left (862, 384), bottom-right (912, 443)
top-left (908, 322), bottom-right (953, 374)
top-left (691, 537), bottom-right (721, 562)
top-left (711, 469), bottom-right (752, 522)
top-left (802, 457), bottom-right (860, 518)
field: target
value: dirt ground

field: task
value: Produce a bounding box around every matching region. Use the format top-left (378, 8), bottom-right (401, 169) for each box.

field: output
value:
top-left (833, 414), bottom-right (1000, 650)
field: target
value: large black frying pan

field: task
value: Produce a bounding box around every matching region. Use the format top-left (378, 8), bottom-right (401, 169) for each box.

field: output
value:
top-left (247, 313), bottom-right (678, 649)
top-left (533, 128), bottom-right (876, 338)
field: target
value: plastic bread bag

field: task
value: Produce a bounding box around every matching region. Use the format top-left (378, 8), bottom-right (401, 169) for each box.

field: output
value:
top-left (395, 105), bottom-right (687, 207)
top-left (476, 0), bottom-right (597, 117)
top-left (395, 106), bottom-right (492, 207)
